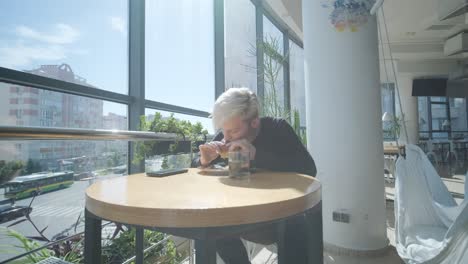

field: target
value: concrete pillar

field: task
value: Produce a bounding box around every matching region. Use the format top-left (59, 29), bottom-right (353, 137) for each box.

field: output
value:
top-left (303, 1), bottom-right (388, 252)
top-left (395, 74), bottom-right (419, 144)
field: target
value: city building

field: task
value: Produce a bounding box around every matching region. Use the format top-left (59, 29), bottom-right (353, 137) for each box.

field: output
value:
top-left (0, 64), bottom-right (104, 165)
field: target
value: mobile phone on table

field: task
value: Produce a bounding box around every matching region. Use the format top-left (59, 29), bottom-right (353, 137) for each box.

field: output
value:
top-left (146, 168), bottom-right (188, 177)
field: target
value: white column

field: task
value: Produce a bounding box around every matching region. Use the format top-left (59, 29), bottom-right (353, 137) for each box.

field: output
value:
top-left (395, 74), bottom-right (419, 144)
top-left (303, 1), bottom-right (388, 252)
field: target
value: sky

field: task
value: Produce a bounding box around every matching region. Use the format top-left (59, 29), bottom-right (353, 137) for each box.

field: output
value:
top-left (0, 0), bottom-right (214, 132)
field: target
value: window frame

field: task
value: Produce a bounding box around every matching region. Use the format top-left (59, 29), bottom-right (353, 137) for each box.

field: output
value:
top-left (418, 96), bottom-right (468, 139)
top-left (0, 0), bottom-right (306, 261)
top-left (0, 0), bottom-right (304, 171)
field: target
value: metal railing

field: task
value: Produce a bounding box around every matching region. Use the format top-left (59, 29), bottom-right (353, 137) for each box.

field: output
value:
top-left (0, 126), bottom-right (182, 141)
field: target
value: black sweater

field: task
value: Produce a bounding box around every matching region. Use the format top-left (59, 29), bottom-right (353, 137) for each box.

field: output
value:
top-left (192, 117), bottom-right (317, 177)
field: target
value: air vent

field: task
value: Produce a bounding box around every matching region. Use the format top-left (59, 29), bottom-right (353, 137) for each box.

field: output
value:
top-left (444, 31), bottom-right (468, 56)
top-left (438, 0), bottom-right (468, 21)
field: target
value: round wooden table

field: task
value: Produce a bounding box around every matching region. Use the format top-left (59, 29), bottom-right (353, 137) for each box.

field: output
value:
top-left (84, 168), bottom-right (322, 264)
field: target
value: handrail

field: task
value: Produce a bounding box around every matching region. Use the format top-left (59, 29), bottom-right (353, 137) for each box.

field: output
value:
top-left (0, 126), bottom-right (183, 141)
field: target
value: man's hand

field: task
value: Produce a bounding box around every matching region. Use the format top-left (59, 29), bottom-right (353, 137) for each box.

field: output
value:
top-left (227, 139), bottom-right (256, 160)
top-left (199, 141), bottom-right (227, 166)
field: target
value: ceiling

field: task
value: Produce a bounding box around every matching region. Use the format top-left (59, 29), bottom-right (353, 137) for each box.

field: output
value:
top-left (267, 0), bottom-right (467, 67)
top-left (381, 0), bottom-right (466, 43)
top-left (379, 0), bottom-right (467, 63)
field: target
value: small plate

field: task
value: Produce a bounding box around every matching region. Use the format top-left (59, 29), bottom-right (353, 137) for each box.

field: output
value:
top-left (198, 165), bottom-right (257, 176)
top-left (198, 164), bottom-right (229, 176)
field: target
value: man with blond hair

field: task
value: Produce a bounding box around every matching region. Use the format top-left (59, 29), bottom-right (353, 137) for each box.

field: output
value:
top-left (192, 88), bottom-right (318, 264)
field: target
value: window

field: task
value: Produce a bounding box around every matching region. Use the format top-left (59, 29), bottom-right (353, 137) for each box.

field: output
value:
top-left (0, 0), bottom-right (128, 94)
top-left (418, 96), bottom-right (468, 139)
top-left (145, 109), bottom-right (213, 135)
top-left (144, 109), bottom-right (212, 172)
top-left (145, 0), bottom-right (214, 112)
top-left (450, 98), bottom-right (467, 139)
top-left (381, 83), bottom-right (395, 116)
top-left (262, 16), bottom-right (285, 117)
top-left (0, 1), bottom-right (308, 261)
top-left (418, 97), bottom-right (429, 139)
top-left (430, 97), bottom-right (449, 139)
top-left (381, 83), bottom-right (395, 140)
top-left (289, 41), bottom-right (306, 128)
top-left (224, 0), bottom-right (257, 92)
top-left (0, 82), bottom-right (128, 261)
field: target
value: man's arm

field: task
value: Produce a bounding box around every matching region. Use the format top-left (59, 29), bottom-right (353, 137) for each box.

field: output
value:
top-left (255, 119), bottom-right (316, 176)
top-left (190, 132), bottom-right (225, 167)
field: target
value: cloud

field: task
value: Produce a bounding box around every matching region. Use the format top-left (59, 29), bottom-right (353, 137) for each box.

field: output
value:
top-left (0, 43), bottom-right (67, 68)
top-left (16, 23), bottom-right (80, 44)
top-left (0, 23), bottom-right (82, 68)
top-left (109, 17), bottom-right (126, 35)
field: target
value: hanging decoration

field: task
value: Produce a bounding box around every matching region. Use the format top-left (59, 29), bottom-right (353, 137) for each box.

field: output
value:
top-left (320, 0), bottom-right (376, 32)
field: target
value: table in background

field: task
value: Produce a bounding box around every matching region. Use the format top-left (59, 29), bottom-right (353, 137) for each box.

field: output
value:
top-left (383, 145), bottom-right (405, 182)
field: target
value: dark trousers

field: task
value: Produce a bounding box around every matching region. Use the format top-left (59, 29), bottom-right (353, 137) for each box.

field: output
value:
top-left (216, 214), bottom-right (309, 264)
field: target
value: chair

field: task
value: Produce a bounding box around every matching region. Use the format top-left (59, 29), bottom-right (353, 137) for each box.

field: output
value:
top-left (445, 140), bottom-right (460, 176)
top-left (425, 140), bottom-right (440, 169)
top-left (394, 145), bottom-right (468, 263)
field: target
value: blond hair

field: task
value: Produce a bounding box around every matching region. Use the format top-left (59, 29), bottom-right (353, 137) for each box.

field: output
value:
top-left (211, 88), bottom-right (259, 130)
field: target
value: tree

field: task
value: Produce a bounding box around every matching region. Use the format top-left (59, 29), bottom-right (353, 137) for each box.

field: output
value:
top-left (23, 158), bottom-right (42, 175)
top-left (134, 113), bottom-right (208, 167)
top-left (248, 35), bottom-right (307, 146)
top-left (0, 160), bottom-right (23, 184)
top-left (248, 35), bottom-right (290, 120)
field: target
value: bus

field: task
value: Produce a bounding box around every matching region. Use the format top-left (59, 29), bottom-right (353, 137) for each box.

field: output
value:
top-left (2, 171), bottom-right (74, 200)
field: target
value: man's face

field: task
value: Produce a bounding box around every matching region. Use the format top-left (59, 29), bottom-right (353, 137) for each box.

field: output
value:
top-left (222, 115), bottom-right (258, 143)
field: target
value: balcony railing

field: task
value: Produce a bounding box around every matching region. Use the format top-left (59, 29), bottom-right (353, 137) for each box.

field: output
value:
top-left (0, 126), bottom-right (182, 141)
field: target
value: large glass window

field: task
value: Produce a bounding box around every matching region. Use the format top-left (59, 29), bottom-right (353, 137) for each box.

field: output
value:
top-left (289, 41), bottom-right (306, 127)
top-left (450, 98), bottom-right (467, 138)
top-left (418, 97), bottom-right (429, 139)
top-left (0, 81), bottom-right (128, 262)
top-left (430, 97), bottom-right (450, 139)
top-left (0, 0), bottom-right (310, 261)
top-left (145, 109), bottom-right (213, 135)
top-left (144, 109), bottom-right (212, 172)
top-left (145, 0), bottom-right (214, 112)
top-left (381, 83), bottom-right (395, 116)
top-left (381, 83), bottom-right (395, 140)
top-left (0, 0), bottom-right (128, 94)
top-left (224, 0), bottom-right (257, 92)
top-left (0, 81), bottom-right (128, 172)
top-left (262, 16), bottom-right (285, 117)
top-left (0, 83), bottom-right (127, 130)
top-left (418, 96), bottom-right (468, 139)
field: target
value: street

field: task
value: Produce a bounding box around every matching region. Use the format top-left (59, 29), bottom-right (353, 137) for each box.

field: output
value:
top-left (0, 172), bottom-right (123, 262)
